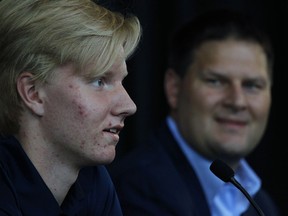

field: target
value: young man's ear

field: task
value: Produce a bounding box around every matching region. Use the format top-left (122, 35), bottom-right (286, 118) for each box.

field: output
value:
top-left (17, 72), bottom-right (44, 116)
top-left (164, 68), bottom-right (181, 109)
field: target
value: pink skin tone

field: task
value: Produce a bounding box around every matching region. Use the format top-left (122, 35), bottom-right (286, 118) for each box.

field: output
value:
top-left (165, 39), bottom-right (271, 169)
top-left (38, 59), bottom-right (136, 167)
top-left (16, 48), bottom-right (136, 204)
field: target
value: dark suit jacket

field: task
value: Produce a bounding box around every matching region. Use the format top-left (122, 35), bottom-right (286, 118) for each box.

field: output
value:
top-left (109, 121), bottom-right (281, 216)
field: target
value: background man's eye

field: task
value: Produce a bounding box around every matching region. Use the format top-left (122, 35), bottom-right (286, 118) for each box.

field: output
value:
top-left (244, 82), bottom-right (263, 91)
top-left (206, 78), bottom-right (221, 86)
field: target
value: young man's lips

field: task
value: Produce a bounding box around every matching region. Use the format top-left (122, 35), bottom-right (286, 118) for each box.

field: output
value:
top-left (103, 129), bottom-right (121, 143)
top-left (103, 125), bottom-right (124, 135)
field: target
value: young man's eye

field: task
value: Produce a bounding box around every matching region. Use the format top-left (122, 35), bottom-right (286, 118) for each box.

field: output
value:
top-left (92, 79), bottom-right (105, 87)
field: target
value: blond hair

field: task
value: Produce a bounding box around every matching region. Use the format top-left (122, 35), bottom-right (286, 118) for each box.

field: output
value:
top-left (0, 0), bottom-right (141, 136)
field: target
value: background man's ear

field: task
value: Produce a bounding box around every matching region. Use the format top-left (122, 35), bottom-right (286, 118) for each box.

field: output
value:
top-left (164, 68), bottom-right (181, 109)
top-left (17, 72), bottom-right (44, 116)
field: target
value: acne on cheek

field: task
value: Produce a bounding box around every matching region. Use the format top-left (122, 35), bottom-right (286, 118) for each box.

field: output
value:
top-left (77, 105), bottom-right (88, 117)
top-left (68, 98), bottom-right (89, 127)
top-left (80, 140), bottom-right (86, 149)
top-left (68, 84), bottom-right (89, 118)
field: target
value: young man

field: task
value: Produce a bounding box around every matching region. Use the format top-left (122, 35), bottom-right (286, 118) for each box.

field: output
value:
top-left (0, 0), bottom-right (141, 215)
top-left (109, 10), bottom-right (280, 216)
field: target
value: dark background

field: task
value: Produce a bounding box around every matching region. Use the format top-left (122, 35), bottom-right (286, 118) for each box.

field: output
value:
top-left (99, 0), bottom-right (287, 215)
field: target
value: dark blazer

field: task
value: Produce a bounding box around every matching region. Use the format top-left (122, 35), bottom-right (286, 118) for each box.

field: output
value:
top-left (109, 121), bottom-right (280, 216)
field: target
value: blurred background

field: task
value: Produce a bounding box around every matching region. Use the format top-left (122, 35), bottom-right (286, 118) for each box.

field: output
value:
top-left (98, 0), bottom-right (287, 215)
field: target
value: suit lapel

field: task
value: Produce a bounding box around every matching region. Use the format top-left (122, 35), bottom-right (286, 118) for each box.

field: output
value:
top-left (158, 122), bottom-right (211, 216)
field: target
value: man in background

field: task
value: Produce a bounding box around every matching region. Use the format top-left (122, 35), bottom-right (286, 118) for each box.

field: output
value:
top-left (109, 9), bottom-right (280, 216)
